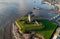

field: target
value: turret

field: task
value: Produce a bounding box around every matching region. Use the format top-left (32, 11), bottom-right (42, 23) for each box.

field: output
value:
top-left (28, 14), bottom-right (31, 23)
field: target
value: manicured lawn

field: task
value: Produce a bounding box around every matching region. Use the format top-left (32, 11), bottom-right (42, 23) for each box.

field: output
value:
top-left (16, 19), bottom-right (44, 31)
top-left (34, 19), bottom-right (57, 39)
top-left (16, 18), bottom-right (57, 39)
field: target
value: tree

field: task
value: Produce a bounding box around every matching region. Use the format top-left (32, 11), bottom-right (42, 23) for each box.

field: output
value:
top-left (58, 19), bottom-right (60, 22)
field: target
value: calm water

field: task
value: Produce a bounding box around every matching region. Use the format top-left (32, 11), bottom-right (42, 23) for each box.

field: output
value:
top-left (0, 0), bottom-right (57, 30)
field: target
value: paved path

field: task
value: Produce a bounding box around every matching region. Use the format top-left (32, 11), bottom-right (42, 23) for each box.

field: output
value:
top-left (50, 14), bottom-right (60, 20)
top-left (52, 27), bottom-right (60, 39)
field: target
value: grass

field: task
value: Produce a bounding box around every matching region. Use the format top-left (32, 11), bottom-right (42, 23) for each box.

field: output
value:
top-left (34, 19), bottom-right (57, 39)
top-left (16, 17), bottom-right (57, 39)
top-left (58, 19), bottom-right (60, 22)
top-left (16, 19), bottom-right (44, 31)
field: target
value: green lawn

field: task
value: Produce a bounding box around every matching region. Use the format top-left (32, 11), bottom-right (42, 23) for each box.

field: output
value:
top-left (16, 19), bottom-right (44, 31)
top-left (16, 18), bottom-right (57, 39)
top-left (34, 19), bottom-right (57, 39)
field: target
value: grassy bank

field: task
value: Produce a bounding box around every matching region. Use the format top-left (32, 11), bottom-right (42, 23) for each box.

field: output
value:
top-left (16, 18), bottom-right (57, 39)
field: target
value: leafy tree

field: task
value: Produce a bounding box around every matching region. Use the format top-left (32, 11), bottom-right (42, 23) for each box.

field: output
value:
top-left (58, 19), bottom-right (60, 22)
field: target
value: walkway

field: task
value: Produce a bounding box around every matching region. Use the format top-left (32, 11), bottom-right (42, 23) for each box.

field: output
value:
top-left (52, 27), bottom-right (60, 39)
top-left (50, 14), bottom-right (60, 20)
top-left (42, 1), bottom-right (59, 14)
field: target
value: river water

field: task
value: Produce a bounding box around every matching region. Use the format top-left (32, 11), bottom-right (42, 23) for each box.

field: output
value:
top-left (0, 0), bottom-right (58, 27)
top-left (0, 0), bottom-right (58, 39)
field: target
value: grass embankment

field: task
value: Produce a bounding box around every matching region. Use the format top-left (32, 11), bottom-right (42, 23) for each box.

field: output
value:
top-left (35, 19), bottom-right (57, 39)
top-left (16, 19), bottom-right (43, 32)
top-left (16, 17), bottom-right (57, 39)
